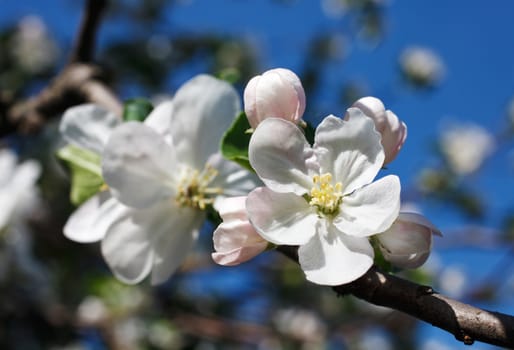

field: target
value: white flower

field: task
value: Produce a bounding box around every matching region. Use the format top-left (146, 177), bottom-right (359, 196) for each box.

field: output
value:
top-left (212, 196), bottom-right (267, 266)
top-left (11, 16), bottom-right (59, 73)
top-left (400, 46), bottom-right (445, 86)
top-left (244, 68), bottom-right (306, 129)
top-left (377, 212), bottom-right (441, 269)
top-left (0, 149), bottom-right (41, 230)
top-left (440, 122), bottom-right (494, 175)
top-left (246, 109), bottom-right (401, 286)
top-left (101, 75), bottom-right (258, 284)
top-left (350, 96), bottom-right (407, 165)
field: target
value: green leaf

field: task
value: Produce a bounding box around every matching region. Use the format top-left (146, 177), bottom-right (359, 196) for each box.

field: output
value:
top-left (220, 111), bottom-right (253, 171)
top-left (57, 145), bottom-right (104, 205)
top-left (123, 98), bottom-right (154, 122)
top-left (217, 67), bottom-right (241, 84)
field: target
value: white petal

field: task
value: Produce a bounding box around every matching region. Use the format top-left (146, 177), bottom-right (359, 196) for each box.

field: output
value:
top-left (246, 187), bottom-right (317, 245)
top-left (0, 149), bottom-right (17, 186)
top-left (215, 196), bottom-right (248, 221)
top-left (249, 118), bottom-right (317, 195)
top-left (64, 192), bottom-right (128, 243)
top-left (299, 222), bottom-right (374, 286)
top-left (0, 160), bottom-right (41, 229)
top-left (144, 100), bottom-right (173, 144)
top-left (334, 175), bottom-right (401, 237)
top-left (60, 104), bottom-right (120, 154)
top-left (101, 207), bottom-right (156, 284)
top-left (150, 203), bottom-right (203, 285)
top-left (171, 75), bottom-right (240, 170)
top-left (102, 122), bottom-right (178, 209)
top-left (212, 219), bottom-right (267, 266)
top-left (207, 153), bottom-right (259, 200)
top-left (397, 212), bottom-right (442, 236)
top-left (314, 111), bottom-right (384, 194)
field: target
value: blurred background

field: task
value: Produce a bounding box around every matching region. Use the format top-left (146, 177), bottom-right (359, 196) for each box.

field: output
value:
top-left (1, 0), bottom-right (514, 349)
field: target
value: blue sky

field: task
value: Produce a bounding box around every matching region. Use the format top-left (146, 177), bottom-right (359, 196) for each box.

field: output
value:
top-left (2, 1), bottom-right (514, 348)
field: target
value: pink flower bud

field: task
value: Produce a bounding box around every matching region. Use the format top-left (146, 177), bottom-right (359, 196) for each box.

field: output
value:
top-left (377, 212), bottom-right (442, 269)
top-left (244, 68), bottom-right (306, 129)
top-left (212, 196), bottom-right (267, 266)
top-left (351, 97), bottom-right (407, 165)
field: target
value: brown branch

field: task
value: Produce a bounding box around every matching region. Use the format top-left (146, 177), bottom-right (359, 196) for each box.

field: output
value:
top-left (2, 0), bottom-right (120, 136)
top-left (277, 245), bottom-right (514, 348)
top-left (70, 0), bottom-right (108, 63)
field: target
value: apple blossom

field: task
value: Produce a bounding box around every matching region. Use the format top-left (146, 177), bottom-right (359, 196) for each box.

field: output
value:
top-left (439, 122), bottom-right (494, 175)
top-left (376, 212), bottom-right (441, 269)
top-left (244, 68), bottom-right (306, 128)
top-left (0, 149), bottom-right (41, 230)
top-left (399, 46), bottom-right (445, 87)
top-left (246, 109), bottom-right (401, 286)
top-left (350, 96), bottom-right (407, 165)
top-left (211, 196), bottom-right (268, 266)
top-left (101, 75), bottom-right (258, 284)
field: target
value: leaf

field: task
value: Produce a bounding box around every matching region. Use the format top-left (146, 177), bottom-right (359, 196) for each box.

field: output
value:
top-left (57, 145), bottom-right (104, 205)
top-left (220, 111), bottom-right (253, 171)
top-left (123, 98), bottom-right (154, 122)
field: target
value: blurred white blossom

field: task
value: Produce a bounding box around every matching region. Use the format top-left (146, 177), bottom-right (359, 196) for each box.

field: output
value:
top-left (439, 265), bottom-right (467, 298)
top-left (0, 149), bottom-right (41, 230)
top-left (77, 296), bottom-right (108, 325)
top-left (10, 16), bottom-right (59, 73)
top-left (440, 122), bottom-right (495, 175)
top-left (273, 308), bottom-right (326, 342)
top-left (400, 46), bottom-right (445, 87)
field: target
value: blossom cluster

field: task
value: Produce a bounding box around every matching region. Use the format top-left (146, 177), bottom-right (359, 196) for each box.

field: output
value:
top-left (60, 68), bottom-right (441, 286)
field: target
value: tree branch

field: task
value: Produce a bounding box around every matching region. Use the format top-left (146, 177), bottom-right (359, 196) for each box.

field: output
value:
top-left (277, 245), bottom-right (514, 348)
top-left (70, 0), bottom-right (108, 63)
top-left (2, 0), bottom-right (121, 136)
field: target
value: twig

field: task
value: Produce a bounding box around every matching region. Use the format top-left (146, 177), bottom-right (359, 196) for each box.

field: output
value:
top-left (2, 0), bottom-right (121, 136)
top-left (277, 245), bottom-right (514, 348)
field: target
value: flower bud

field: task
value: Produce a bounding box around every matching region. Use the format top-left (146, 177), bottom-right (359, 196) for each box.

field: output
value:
top-left (244, 68), bottom-right (306, 129)
top-left (377, 212), bottom-right (441, 269)
top-left (212, 196), bottom-right (267, 266)
top-left (351, 96), bottom-right (407, 165)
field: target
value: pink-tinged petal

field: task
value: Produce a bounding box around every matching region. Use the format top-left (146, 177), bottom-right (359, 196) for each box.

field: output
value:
top-left (60, 104), bottom-right (120, 154)
top-left (299, 222), bottom-right (374, 286)
top-left (150, 203), bottom-right (204, 285)
top-left (102, 122), bottom-right (178, 209)
top-left (144, 100), bottom-right (173, 143)
top-left (249, 118), bottom-right (317, 195)
top-left (350, 97), bottom-right (408, 165)
top-left (100, 207), bottom-right (156, 284)
top-left (64, 192), bottom-right (128, 243)
top-left (314, 112), bottom-right (384, 194)
top-left (212, 219), bottom-right (267, 266)
top-left (171, 75), bottom-right (240, 170)
top-left (246, 187), bottom-right (317, 245)
top-left (334, 175), bottom-right (401, 237)
top-left (206, 153), bottom-right (260, 200)
top-left (378, 212), bottom-right (441, 269)
top-left (244, 68), bottom-right (306, 128)
top-left (214, 196), bottom-right (248, 221)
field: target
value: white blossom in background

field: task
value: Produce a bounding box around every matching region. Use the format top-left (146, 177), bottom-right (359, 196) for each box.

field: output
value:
top-left (377, 212), bottom-right (441, 269)
top-left (244, 68), bottom-right (306, 129)
top-left (101, 75), bottom-right (258, 284)
top-left (10, 16), bottom-right (59, 73)
top-left (350, 96), bottom-right (407, 165)
top-left (212, 196), bottom-right (268, 266)
top-left (439, 265), bottom-right (467, 298)
top-left (0, 149), bottom-right (41, 230)
top-left (273, 308), bottom-right (327, 343)
top-left (440, 122), bottom-right (494, 175)
top-left (400, 46), bottom-right (445, 86)
top-left (246, 109), bottom-right (401, 286)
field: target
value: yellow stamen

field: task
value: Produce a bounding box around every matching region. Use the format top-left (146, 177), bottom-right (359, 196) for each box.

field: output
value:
top-left (175, 165), bottom-right (222, 210)
top-left (309, 173), bottom-right (343, 216)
